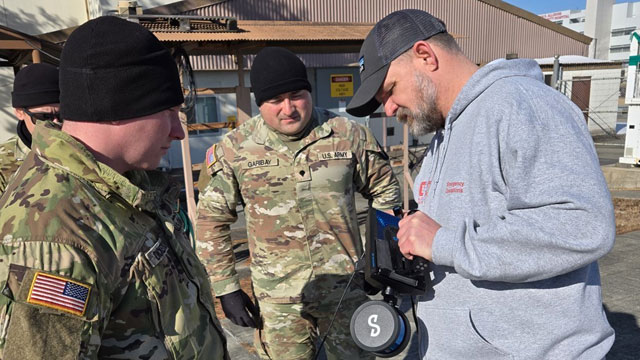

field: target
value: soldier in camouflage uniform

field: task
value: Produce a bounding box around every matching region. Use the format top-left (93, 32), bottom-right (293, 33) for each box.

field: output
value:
top-left (0, 16), bottom-right (228, 359)
top-left (196, 47), bottom-right (401, 359)
top-left (0, 63), bottom-right (60, 195)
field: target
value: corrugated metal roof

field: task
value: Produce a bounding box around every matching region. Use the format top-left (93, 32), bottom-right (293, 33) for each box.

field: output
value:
top-left (153, 20), bottom-right (375, 42)
top-left (166, 0), bottom-right (590, 70)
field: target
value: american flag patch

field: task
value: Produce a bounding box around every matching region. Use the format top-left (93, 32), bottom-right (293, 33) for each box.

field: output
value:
top-left (27, 272), bottom-right (91, 316)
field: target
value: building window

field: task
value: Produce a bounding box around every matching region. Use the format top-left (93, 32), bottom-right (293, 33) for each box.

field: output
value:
top-left (610, 45), bottom-right (631, 54)
top-left (192, 96), bottom-right (220, 133)
top-left (569, 17), bottom-right (584, 23)
top-left (386, 127), bottom-right (395, 137)
top-left (611, 27), bottom-right (636, 37)
top-left (553, 20), bottom-right (563, 25)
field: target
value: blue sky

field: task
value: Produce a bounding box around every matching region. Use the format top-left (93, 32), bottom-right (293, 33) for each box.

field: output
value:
top-left (504, 0), bottom-right (639, 14)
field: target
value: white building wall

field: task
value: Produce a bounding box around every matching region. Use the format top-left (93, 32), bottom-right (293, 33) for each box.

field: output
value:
top-left (0, 0), bottom-right (88, 35)
top-left (551, 68), bottom-right (623, 135)
top-left (0, 68), bottom-right (17, 142)
top-left (609, 2), bottom-right (640, 61)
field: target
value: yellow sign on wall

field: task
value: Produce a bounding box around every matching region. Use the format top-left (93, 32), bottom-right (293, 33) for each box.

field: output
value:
top-left (330, 74), bottom-right (354, 98)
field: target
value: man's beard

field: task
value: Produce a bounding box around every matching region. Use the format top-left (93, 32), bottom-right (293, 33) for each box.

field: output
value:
top-left (396, 73), bottom-right (445, 136)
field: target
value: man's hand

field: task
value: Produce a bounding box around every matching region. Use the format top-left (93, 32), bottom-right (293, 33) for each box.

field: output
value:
top-left (397, 211), bottom-right (441, 261)
top-left (218, 290), bottom-right (260, 328)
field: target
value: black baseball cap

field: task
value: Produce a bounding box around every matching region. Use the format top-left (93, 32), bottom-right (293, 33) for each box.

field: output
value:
top-left (346, 9), bottom-right (447, 117)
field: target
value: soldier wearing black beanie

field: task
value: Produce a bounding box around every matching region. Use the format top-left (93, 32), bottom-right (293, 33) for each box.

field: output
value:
top-left (0, 63), bottom-right (60, 195)
top-left (197, 45), bottom-right (400, 360)
top-left (250, 47), bottom-right (312, 107)
top-left (60, 15), bottom-right (183, 121)
top-left (0, 15), bottom-right (229, 360)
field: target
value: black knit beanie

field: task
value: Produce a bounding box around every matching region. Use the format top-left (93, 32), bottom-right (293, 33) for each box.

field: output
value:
top-left (60, 16), bottom-right (184, 122)
top-left (11, 63), bottom-right (60, 108)
top-left (250, 47), bottom-right (311, 106)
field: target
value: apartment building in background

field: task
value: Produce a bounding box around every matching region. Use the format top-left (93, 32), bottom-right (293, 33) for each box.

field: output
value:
top-left (541, 0), bottom-right (640, 63)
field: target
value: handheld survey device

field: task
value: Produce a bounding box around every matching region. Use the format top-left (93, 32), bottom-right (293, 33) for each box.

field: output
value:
top-left (350, 207), bottom-right (431, 357)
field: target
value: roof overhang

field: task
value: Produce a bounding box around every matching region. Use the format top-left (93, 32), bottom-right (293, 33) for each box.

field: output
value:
top-left (153, 20), bottom-right (375, 54)
top-left (151, 20), bottom-right (462, 55)
top-left (479, 0), bottom-right (591, 45)
top-left (0, 25), bottom-right (62, 67)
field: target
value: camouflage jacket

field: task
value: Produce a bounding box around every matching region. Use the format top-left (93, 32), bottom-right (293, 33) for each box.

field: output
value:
top-left (0, 122), bottom-right (228, 359)
top-left (0, 135), bottom-right (29, 196)
top-left (196, 108), bottom-right (401, 303)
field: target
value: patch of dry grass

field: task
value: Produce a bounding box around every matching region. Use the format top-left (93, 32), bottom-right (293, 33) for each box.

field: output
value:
top-left (614, 198), bottom-right (640, 235)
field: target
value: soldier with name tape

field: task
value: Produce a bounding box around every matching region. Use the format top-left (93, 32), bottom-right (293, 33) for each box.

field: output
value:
top-left (0, 16), bottom-right (228, 359)
top-left (196, 47), bottom-right (401, 359)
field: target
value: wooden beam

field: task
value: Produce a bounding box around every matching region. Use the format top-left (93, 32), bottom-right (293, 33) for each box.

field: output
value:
top-left (192, 87), bottom-right (237, 95)
top-left (234, 51), bottom-right (252, 125)
top-left (186, 122), bottom-right (235, 131)
top-left (32, 50), bottom-right (41, 64)
top-left (179, 111), bottom-right (197, 229)
top-left (0, 40), bottom-right (32, 50)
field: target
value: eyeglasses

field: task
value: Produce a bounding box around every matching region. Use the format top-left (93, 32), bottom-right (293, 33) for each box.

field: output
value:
top-left (23, 108), bottom-right (60, 124)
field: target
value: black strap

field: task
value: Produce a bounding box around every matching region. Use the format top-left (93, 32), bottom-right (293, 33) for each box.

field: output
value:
top-left (16, 121), bottom-right (32, 149)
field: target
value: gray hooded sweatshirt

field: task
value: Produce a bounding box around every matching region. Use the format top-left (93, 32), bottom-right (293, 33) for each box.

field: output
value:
top-left (414, 59), bottom-right (615, 359)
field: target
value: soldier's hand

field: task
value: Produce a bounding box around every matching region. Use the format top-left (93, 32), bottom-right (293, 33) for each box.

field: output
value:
top-left (218, 290), bottom-right (260, 328)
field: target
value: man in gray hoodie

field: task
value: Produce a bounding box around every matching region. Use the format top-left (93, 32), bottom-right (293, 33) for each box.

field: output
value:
top-left (347, 9), bottom-right (616, 360)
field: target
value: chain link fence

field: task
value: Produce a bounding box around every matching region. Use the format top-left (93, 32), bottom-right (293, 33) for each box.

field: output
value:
top-left (557, 75), bottom-right (627, 138)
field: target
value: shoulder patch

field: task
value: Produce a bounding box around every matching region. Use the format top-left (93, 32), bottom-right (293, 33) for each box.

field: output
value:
top-left (206, 145), bottom-right (219, 169)
top-left (26, 271), bottom-right (91, 316)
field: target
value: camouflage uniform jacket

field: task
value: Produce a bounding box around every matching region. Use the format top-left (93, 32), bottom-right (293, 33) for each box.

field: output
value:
top-left (0, 122), bottom-right (228, 359)
top-left (196, 108), bottom-right (401, 303)
top-left (0, 135), bottom-right (29, 196)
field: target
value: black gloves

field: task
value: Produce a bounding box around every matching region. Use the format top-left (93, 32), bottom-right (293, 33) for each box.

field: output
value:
top-left (218, 290), bottom-right (260, 328)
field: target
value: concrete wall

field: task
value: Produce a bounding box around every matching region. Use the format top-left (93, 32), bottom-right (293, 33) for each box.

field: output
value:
top-left (0, 0), bottom-right (87, 36)
top-left (0, 68), bottom-right (16, 142)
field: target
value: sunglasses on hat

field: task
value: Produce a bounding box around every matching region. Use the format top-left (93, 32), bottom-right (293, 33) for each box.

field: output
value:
top-left (23, 108), bottom-right (61, 124)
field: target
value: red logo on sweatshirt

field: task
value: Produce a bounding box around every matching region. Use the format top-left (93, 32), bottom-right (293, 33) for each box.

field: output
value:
top-left (417, 181), bottom-right (432, 204)
top-left (445, 181), bottom-right (464, 194)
